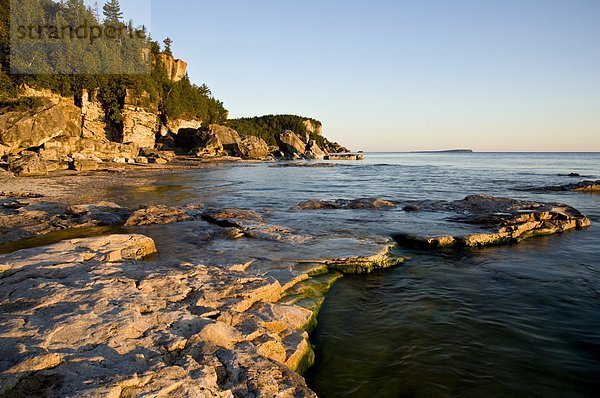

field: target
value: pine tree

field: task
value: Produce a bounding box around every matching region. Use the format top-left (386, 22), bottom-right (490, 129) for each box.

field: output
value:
top-left (102, 0), bottom-right (123, 24)
top-left (163, 37), bottom-right (173, 56)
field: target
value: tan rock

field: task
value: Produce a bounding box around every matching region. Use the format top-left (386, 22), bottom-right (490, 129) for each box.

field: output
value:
top-left (276, 131), bottom-right (307, 159)
top-left (81, 88), bottom-right (107, 140)
top-left (159, 53), bottom-right (188, 82)
top-left (0, 234), bottom-right (316, 397)
top-left (8, 154), bottom-right (48, 177)
top-left (0, 96), bottom-right (80, 155)
top-left (71, 159), bottom-right (99, 172)
top-left (239, 135), bottom-right (270, 159)
top-left (305, 140), bottom-right (327, 160)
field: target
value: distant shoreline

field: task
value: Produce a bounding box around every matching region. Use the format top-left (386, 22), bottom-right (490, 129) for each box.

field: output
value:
top-left (410, 149), bottom-right (474, 154)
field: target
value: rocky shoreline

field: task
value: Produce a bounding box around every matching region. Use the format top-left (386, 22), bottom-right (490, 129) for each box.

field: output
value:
top-left (0, 167), bottom-right (595, 397)
top-left (0, 86), bottom-right (361, 179)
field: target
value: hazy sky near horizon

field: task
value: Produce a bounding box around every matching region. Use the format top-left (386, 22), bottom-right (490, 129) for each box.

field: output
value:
top-left (113, 0), bottom-right (599, 152)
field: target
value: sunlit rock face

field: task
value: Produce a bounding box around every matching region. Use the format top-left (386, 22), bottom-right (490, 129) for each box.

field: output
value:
top-left (160, 53), bottom-right (188, 82)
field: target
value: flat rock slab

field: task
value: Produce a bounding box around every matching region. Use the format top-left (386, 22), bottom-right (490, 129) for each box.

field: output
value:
top-left (0, 234), bottom-right (317, 397)
top-left (393, 195), bottom-right (591, 248)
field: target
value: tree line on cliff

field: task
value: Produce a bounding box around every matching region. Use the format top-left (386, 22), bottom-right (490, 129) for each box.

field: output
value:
top-left (227, 115), bottom-right (324, 147)
top-left (0, 0), bottom-right (227, 127)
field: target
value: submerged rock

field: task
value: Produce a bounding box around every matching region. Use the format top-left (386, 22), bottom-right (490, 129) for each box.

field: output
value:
top-left (203, 208), bottom-right (310, 243)
top-left (528, 180), bottom-right (600, 193)
top-left (296, 198), bottom-right (397, 210)
top-left (125, 204), bottom-right (204, 226)
top-left (394, 195), bottom-right (591, 248)
top-left (0, 235), bottom-right (316, 397)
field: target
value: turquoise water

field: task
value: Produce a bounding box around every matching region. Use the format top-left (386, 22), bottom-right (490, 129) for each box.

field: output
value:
top-left (55, 152), bottom-right (600, 397)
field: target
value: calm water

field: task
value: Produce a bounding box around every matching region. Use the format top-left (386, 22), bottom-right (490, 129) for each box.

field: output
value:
top-left (302, 153), bottom-right (600, 398)
top-left (46, 152), bottom-right (600, 397)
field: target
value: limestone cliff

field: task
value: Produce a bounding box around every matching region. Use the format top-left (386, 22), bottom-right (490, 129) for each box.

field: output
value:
top-left (159, 53), bottom-right (188, 82)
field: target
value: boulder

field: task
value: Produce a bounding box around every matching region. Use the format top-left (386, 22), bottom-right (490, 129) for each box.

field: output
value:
top-left (176, 125), bottom-right (242, 157)
top-left (208, 124), bottom-right (242, 155)
top-left (193, 133), bottom-right (224, 158)
top-left (8, 154), bottom-right (48, 177)
top-left (239, 135), bottom-right (270, 159)
top-left (0, 98), bottom-right (80, 155)
top-left (166, 118), bottom-right (203, 134)
top-left (276, 131), bottom-right (306, 159)
top-left (125, 204), bottom-right (204, 226)
top-left (305, 140), bottom-right (327, 160)
top-left (40, 136), bottom-right (139, 162)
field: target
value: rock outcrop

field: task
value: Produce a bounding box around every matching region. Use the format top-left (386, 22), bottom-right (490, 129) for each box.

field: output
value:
top-left (80, 88), bottom-right (107, 140)
top-left (393, 195), bottom-right (591, 248)
top-left (0, 235), bottom-right (317, 397)
top-left (305, 140), bottom-right (327, 160)
top-left (303, 119), bottom-right (322, 136)
top-left (276, 131), bottom-right (308, 159)
top-left (160, 53), bottom-right (188, 82)
top-left (121, 90), bottom-right (159, 149)
top-left (0, 95), bottom-right (80, 155)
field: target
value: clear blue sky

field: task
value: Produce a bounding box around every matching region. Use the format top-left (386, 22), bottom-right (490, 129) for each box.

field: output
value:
top-left (115, 0), bottom-right (600, 151)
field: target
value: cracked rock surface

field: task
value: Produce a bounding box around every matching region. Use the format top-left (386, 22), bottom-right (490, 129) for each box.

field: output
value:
top-left (0, 234), bottom-right (317, 397)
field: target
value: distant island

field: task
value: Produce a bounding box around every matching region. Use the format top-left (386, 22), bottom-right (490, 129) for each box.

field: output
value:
top-left (411, 149), bottom-right (474, 154)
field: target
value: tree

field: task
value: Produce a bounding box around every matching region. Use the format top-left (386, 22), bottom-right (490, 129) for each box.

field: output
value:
top-left (163, 37), bottom-right (173, 56)
top-left (102, 0), bottom-right (123, 24)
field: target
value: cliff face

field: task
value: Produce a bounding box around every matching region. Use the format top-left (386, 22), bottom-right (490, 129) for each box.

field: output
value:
top-left (121, 90), bottom-right (159, 149)
top-left (159, 54), bottom-right (188, 82)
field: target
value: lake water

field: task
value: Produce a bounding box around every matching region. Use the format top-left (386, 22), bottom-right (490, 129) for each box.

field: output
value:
top-left (26, 152), bottom-right (599, 397)
top-left (301, 153), bottom-right (600, 398)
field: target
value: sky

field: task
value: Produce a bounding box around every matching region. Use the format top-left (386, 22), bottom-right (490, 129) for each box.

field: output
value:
top-left (104, 0), bottom-right (599, 152)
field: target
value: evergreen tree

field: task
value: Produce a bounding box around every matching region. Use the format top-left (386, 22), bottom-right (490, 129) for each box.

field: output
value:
top-left (163, 37), bottom-right (173, 56)
top-left (102, 0), bottom-right (123, 24)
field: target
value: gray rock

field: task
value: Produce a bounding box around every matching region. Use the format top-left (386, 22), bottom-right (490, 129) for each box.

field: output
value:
top-left (297, 198), bottom-right (397, 210)
top-left (394, 194), bottom-right (591, 248)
